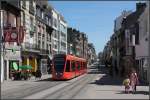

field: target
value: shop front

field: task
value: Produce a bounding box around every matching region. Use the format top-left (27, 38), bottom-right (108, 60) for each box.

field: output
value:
top-left (21, 51), bottom-right (39, 73)
top-left (4, 44), bottom-right (21, 81)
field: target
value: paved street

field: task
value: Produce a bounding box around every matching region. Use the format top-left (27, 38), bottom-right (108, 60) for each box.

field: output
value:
top-left (1, 65), bottom-right (149, 99)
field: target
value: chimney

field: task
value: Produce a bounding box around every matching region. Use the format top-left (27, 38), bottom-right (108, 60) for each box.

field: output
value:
top-left (136, 2), bottom-right (146, 11)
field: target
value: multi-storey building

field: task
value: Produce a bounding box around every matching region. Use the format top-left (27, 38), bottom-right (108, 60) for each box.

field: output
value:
top-left (87, 43), bottom-right (97, 65)
top-left (81, 33), bottom-right (88, 59)
top-left (113, 10), bottom-right (132, 76)
top-left (1, 0), bottom-right (68, 81)
top-left (52, 9), bottom-right (59, 55)
top-left (135, 2), bottom-right (149, 83)
top-left (58, 14), bottom-right (67, 54)
top-left (1, 0), bottom-right (22, 82)
top-left (21, 0), bottom-right (38, 73)
top-left (35, 1), bottom-right (53, 74)
top-left (67, 27), bottom-right (88, 59)
top-left (119, 3), bottom-right (146, 77)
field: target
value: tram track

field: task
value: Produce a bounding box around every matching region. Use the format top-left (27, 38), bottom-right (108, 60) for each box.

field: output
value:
top-left (2, 67), bottom-right (98, 99)
top-left (43, 71), bottom-right (97, 99)
top-left (43, 74), bottom-right (90, 99)
top-left (2, 81), bottom-right (61, 99)
top-left (23, 73), bottom-right (88, 99)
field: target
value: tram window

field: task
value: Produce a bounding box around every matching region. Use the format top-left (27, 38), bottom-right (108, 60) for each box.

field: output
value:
top-left (83, 62), bottom-right (85, 69)
top-left (85, 62), bottom-right (87, 68)
top-left (77, 61), bottom-right (80, 70)
top-left (80, 62), bottom-right (82, 69)
top-left (82, 62), bottom-right (84, 69)
top-left (66, 60), bottom-right (70, 72)
top-left (71, 61), bottom-right (75, 71)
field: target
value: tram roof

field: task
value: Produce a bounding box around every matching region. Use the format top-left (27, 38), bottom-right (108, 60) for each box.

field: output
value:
top-left (53, 54), bottom-right (86, 62)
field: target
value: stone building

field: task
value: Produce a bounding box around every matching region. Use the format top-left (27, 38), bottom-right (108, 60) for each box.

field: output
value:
top-left (87, 43), bottom-right (97, 65)
top-left (1, 0), bottom-right (22, 81)
top-left (35, 1), bottom-right (53, 74)
top-left (67, 28), bottom-right (88, 59)
top-left (135, 2), bottom-right (149, 83)
top-left (21, 0), bottom-right (38, 73)
top-left (58, 14), bottom-right (67, 54)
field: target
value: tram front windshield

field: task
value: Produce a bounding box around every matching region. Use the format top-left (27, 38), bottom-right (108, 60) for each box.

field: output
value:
top-left (53, 57), bottom-right (65, 73)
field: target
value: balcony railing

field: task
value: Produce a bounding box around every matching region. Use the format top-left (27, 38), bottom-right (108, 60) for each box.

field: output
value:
top-left (22, 42), bottom-right (40, 52)
top-left (40, 49), bottom-right (49, 54)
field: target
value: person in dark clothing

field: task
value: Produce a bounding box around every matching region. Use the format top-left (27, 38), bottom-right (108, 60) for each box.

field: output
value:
top-left (35, 69), bottom-right (42, 80)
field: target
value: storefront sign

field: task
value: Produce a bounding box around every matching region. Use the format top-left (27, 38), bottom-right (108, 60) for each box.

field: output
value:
top-left (4, 50), bottom-right (21, 60)
top-left (3, 26), bottom-right (25, 43)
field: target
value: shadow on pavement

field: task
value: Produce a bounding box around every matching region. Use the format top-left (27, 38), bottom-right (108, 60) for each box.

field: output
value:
top-left (89, 74), bottom-right (123, 85)
top-left (116, 91), bottom-right (149, 95)
top-left (35, 77), bottom-right (67, 82)
top-left (89, 66), bottom-right (123, 85)
top-left (89, 67), bottom-right (148, 86)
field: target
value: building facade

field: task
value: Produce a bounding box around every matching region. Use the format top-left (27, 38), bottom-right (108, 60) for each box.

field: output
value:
top-left (135, 2), bottom-right (149, 83)
top-left (52, 9), bottom-right (59, 55)
top-left (1, 0), bottom-right (23, 81)
top-left (21, 0), bottom-right (38, 73)
top-left (58, 14), bottom-right (67, 54)
top-left (87, 43), bottom-right (97, 65)
top-left (114, 10), bottom-right (132, 76)
top-left (67, 27), bottom-right (88, 60)
top-left (35, 1), bottom-right (53, 74)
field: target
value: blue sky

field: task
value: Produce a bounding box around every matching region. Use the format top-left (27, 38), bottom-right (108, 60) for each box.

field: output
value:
top-left (49, 1), bottom-right (136, 54)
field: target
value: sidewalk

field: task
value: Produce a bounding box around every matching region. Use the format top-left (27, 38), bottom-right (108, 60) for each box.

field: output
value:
top-left (1, 74), bottom-right (51, 91)
top-left (74, 67), bottom-right (149, 99)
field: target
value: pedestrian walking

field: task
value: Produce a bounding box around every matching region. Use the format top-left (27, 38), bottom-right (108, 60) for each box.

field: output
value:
top-left (129, 68), bottom-right (139, 93)
top-left (123, 75), bottom-right (130, 94)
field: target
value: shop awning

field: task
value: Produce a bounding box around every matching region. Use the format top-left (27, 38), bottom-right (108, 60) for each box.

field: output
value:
top-left (19, 65), bottom-right (32, 70)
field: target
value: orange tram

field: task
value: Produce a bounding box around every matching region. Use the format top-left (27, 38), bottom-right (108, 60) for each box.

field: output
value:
top-left (52, 54), bottom-right (87, 80)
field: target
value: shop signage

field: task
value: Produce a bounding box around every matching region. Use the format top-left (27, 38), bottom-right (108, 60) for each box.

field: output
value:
top-left (4, 49), bottom-right (21, 60)
top-left (3, 26), bottom-right (25, 43)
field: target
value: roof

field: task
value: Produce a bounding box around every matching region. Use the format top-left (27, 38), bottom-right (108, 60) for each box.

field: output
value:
top-left (122, 3), bottom-right (146, 29)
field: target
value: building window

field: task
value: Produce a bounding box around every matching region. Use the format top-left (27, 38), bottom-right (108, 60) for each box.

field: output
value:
top-left (8, 13), bottom-right (17, 27)
top-left (42, 42), bottom-right (44, 48)
top-left (3, 11), bottom-right (7, 27)
top-left (41, 10), bottom-right (44, 19)
top-left (135, 23), bottom-right (139, 44)
top-left (53, 18), bottom-right (57, 27)
top-left (38, 40), bottom-right (41, 48)
top-left (23, 12), bottom-right (25, 26)
top-left (30, 17), bottom-right (33, 28)
top-left (49, 44), bottom-right (51, 53)
top-left (36, 7), bottom-right (40, 17)
top-left (22, 1), bottom-right (26, 9)
top-left (49, 17), bottom-right (52, 26)
top-left (38, 32), bottom-right (41, 40)
top-left (47, 44), bottom-right (49, 50)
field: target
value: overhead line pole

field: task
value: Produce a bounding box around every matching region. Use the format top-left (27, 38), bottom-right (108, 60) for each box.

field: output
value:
top-left (0, 2), bottom-right (4, 82)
